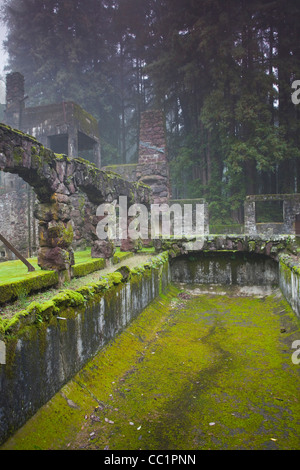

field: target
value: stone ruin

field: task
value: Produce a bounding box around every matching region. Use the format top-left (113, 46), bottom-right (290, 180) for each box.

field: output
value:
top-left (0, 122), bottom-right (152, 281)
top-left (244, 194), bottom-right (300, 236)
top-left (5, 72), bottom-right (101, 166)
top-left (1, 73), bottom-right (300, 272)
top-left (0, 72), bottom-right (103, 260)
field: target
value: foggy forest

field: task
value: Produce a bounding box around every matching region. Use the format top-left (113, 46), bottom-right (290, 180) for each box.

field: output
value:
top-left (1, 0), bottom-right (300, 224)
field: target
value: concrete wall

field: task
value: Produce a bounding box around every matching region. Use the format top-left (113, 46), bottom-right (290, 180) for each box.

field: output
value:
top-left (244, 194), bottom-right (300, 235)
top-left (170, 252), bottom-right (279, 287)
top-left (0, 253), bottom-right (170, 445)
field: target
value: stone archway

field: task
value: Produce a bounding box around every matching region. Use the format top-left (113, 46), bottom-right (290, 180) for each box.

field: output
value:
top-left (0, 123), bottom-right (151, 277)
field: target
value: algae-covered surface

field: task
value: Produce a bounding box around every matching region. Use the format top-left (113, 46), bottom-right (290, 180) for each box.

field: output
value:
top-left (2, 284), bottom-right (300, 450)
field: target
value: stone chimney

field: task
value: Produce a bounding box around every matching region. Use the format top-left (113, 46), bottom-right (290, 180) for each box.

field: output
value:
top-left (137, 110), bottom-right (171, 204)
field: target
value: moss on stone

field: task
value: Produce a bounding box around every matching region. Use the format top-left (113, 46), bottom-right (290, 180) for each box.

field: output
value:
top-left (0, 271), bottom-right (59, 305)
top-left (112, 251), bottom-right (134, 265)
top-left (50, 290), bottom-right (85, 309)
top-left (2, 283), bottom-right (300, 450)
top-left (72, 259), bottom-right (106, 278)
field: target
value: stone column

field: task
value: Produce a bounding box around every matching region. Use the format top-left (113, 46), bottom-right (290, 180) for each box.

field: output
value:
top-left (91, 209), bottom-right (115, 259)
top-left (120, 215), bottom-right (141, 253)
top-left (35, 194), bottom-right (74, 282)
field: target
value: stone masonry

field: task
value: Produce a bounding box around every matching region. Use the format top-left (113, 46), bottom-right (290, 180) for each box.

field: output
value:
top-left (0, 123), bottom-right (151, 278)
top-left (244, 194), bottom-right (300, 235)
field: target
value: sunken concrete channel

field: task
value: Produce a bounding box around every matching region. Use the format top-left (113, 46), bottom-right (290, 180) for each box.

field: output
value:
top-left (0, 248), bottom-right (299, 446)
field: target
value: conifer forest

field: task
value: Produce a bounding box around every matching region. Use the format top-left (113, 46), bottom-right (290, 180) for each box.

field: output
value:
top-left (2, 0), bottom-right (300, 224)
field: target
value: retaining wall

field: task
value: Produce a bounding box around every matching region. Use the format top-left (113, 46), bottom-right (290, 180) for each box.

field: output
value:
top-left (0, 252), bottom-right (170, 445)
top-left (171, 252), bottom-right (279, 287)
top-left (279, 254), bottom-right (300, 318)
top-left (1, 248), bottom-right (300, 446)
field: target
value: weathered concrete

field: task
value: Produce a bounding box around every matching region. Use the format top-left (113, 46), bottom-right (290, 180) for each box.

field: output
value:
top-left (279, 254), bottom-right (300, 318)
top-left (1, 241), bottom-right (300, 446)
top-left (5, 72), bottom-right (101, 168)
top-left (0, 252), bottom-right (170, 446)
top-left (171, 252), bottom-right (279, 287)
top-left (2, 269), bottom-right (300, 450)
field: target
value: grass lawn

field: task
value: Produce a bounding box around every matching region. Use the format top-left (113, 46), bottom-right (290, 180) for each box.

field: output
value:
top-left (0, 248), bottom-right (94, 286)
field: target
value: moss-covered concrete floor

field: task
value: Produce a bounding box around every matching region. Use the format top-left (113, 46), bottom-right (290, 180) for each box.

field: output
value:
top-left (2, 284), bottom-right (300, 450)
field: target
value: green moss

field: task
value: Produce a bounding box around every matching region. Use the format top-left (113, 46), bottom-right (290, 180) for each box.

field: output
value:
top-left (72, 102), bottom-right (99, 137)
top-left (248, 241), bottom-right (256, 252)
top-left (3, 284), bottom-right (300, 450)
top-left (0, 123), bottom-right (39, 143)
top-left (0, 271), bottom-right (59, 305)
top-left (13, 146), bottom-right (25, 164)
top-left (72, 258), bottom-right (106, 278)
top-left (51, 290), bottom-right (85, 309)
top-left (107, 272), bottom-right (123, 284)
top-left (112, 251), bottom-right (133, 265)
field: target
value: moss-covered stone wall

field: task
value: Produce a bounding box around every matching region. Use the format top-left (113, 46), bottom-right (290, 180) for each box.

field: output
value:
top-left (0, 252), bottom-right (169, 445)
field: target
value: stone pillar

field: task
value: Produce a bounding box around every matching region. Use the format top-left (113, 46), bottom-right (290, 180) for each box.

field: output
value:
top-left (35, 194), bottom-right (74, 281)
top-left (244, 199), bottom-right (257, 234)
top-left (120, 215), bottom-right (141, 252)
top-left (137, 110), bottom-right (171, 205)
top-left (91, 209), bottom-right (115, 259)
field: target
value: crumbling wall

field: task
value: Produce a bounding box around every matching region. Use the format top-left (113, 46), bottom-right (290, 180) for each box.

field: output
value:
top-left (244, 194), bottom-right (300, 235)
